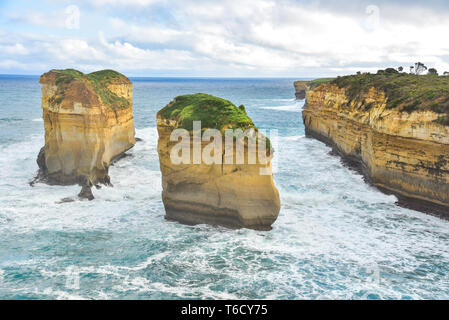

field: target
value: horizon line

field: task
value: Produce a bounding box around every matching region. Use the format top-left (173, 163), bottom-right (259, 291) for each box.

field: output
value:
top-left (0, 73), bottom-right (321, 80)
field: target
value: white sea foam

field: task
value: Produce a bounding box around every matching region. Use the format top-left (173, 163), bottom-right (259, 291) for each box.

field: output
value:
top-left (260, 100), bottom-right (305, 112)
top-left (261, 105), bottom-right (301, 112)
top-left (1, 126), bottom-right (449, 299)
top-left (280, 135), bottom-right (305, 141)
top-left (1, 89), bottom-right (449, 299)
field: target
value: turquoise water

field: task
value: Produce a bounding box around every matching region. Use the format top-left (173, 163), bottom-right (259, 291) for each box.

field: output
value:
top-left (0, 76), bottom-right (448, 299)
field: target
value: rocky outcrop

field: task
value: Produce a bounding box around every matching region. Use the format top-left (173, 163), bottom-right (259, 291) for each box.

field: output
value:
top-left (302, 79), bottom-right (449, 215)
top-left (36, 69), bottom-right (136, 199)
top-left (294, 81), bottom-right (309, 100)
top-left (157, 93), bottom-right (280, 230)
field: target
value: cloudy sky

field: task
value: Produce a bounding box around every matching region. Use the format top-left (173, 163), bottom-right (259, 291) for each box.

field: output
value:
top-left (1, 0), bottom-right (449, 77)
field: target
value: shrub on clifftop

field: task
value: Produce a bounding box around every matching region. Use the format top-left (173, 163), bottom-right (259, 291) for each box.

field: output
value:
top-left (330, 72), bottom-right (449, 120)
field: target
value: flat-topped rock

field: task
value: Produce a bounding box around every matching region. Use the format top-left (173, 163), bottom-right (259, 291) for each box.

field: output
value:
top-left (157, 93), bottom-right (281, 230)
top-left (35, 69), bottom-right (136, 198)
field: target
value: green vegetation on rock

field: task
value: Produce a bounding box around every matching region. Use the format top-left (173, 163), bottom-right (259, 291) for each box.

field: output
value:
top-left (328, 73), bottom-right (449, 125)
top-left (308, 78), bottom-right (334, 89)
top-left (158, 93), bottom-right (255, 131)
top-left (159, 93), bottom-right (273, 150)
top-left (49, 69), bottom-right (131, 110)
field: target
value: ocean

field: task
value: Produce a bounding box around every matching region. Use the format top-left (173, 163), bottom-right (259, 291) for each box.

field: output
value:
top-left (0, 76), bottom-right (448, 299)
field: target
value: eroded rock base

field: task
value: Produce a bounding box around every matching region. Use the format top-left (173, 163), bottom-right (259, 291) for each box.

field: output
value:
top-left (164, 203), bottom-right (273, 231)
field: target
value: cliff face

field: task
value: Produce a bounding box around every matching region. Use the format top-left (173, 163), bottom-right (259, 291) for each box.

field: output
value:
top-left (37, 69), bottom-right (136, 192)
top-left (157, 94), bottom-right (280, 230)
top-left (302, 82), bottom-right (449, 212)
top-left (294, 81), bottom-right (309, 99)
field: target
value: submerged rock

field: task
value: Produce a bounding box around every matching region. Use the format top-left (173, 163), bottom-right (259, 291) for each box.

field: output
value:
top-left (157, 93), bottom-right (281, 230)
top-left (56, 197), bottom-right (76, 204)
top-left (35, 69), bottom-right (136, 197)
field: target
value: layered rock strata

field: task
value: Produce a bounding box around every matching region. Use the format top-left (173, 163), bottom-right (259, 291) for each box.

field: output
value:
top-left (36, 69), bottom-right (136, 199)
top-left (302, 77), bottom-right (449, 215)
top-left (157, 93), bottom-right (281, 230)
top-left (294, 81), bottom-right (309, 99)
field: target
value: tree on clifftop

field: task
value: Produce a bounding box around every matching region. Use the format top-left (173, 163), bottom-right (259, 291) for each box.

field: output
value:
top-left (414, 62), bottom-right (428, 75)
top-left (428, 68), bottom-right (438, 75)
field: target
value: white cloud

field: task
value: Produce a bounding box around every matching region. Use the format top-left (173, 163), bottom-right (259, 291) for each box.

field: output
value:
top-left (0, 43), bottom-right (28, 55)
top-left (87, 0), bottom-right (163, 7)
top-left (2, 0), bottom-right (449, 76)
top-left (109, 18), bottom-right (187, 44)
top-left (8, 11), bottom-right (67, 29)
top-left (0, 59), bottom-right (26, 69)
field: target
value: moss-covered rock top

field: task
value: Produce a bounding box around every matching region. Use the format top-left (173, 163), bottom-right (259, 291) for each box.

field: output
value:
top-left (158, 93), bottom-right (255, 131)
top-left (40, 69), bottom-right (131, 110)
top-left (329, 73), bottom-right (449, 120)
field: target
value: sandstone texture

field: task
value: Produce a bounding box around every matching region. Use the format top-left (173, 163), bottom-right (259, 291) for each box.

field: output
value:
top-left (294, 81), bottom-right (309, 99)
top-left (302, 73), bottom-right (449, 213)
top-left (36, 69), bottom-right (136, 195)
top-left (157, 93), bottom-right (280, 230)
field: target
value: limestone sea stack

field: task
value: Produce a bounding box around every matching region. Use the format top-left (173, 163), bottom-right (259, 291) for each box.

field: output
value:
top-left (157, 93), bottom-right (281, 230)
top-left (302, 72), bottom-right (449, 215)
top-left (36, 69), bottom-right (136, 198)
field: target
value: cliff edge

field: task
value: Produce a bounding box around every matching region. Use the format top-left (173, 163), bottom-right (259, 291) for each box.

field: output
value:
top-left (294, 81), bottom-right (308, 99)
top-left (302, 72), bottom-right (449, 215)
top-left (157, 93), bottom-right (280, 230)
top-left (35, 69), bottom-right (136, 199)
top-left (294, 79), bottom-right (334, 100)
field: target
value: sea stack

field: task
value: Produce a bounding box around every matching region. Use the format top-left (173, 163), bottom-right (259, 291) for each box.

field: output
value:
top-left (301, 72), bottom-right (449, 215)
top-left (36, 69), bottom-right (136, 198)
top-left (156, 93), bottom-right (280, 230)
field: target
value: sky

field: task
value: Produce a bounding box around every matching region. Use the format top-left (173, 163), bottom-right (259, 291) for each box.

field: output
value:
top-left (1, 0), bottom-right (449, 77)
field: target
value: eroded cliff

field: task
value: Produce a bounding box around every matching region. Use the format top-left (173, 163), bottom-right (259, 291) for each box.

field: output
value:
top-left (294, 78), bottom-right (334, 100)
top-left (157, 93), bottom-right (280, 230)
top-left (294, 81), bottom-right (308, 99)
top-left (36, 69), bottom-right (136, 198)
top-left (302, 73), bottom-right (449, 214)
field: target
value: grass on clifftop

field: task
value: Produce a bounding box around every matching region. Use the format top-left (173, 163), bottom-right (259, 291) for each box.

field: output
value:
top-left (308, 78), bottom-right (334, 89)
top-left (330, 73), bottom-right (449, 123)
top-left (159, 93), bottom-right (255, 131)
top-left (50, 69), bottom-right (131, 110)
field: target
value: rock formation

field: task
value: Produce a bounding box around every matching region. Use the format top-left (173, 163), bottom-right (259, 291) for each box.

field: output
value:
top-left (294, 81), bottom-right (309, 99)
top-left (36, 69), bottom-right (136, 199)
top-left (157, 93), bottom-right (280, 230)
top-left (302, 73), bottom-right (449, 215)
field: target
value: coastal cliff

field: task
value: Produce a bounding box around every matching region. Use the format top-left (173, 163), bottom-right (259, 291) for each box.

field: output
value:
top-left (294, 81), bottom-right (308, 99)
top-left (36, 69), bottom-right (136, 198)
top-left (157, 93), bottom-right (280, 230)
top-left (302, 73), bottom-right (449, 214)
top-left (294, 79), bottom-right (334, 100)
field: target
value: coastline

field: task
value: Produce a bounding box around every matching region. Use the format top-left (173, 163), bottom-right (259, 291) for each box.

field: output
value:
top-left (304, 121), bottom-right (449, 220)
